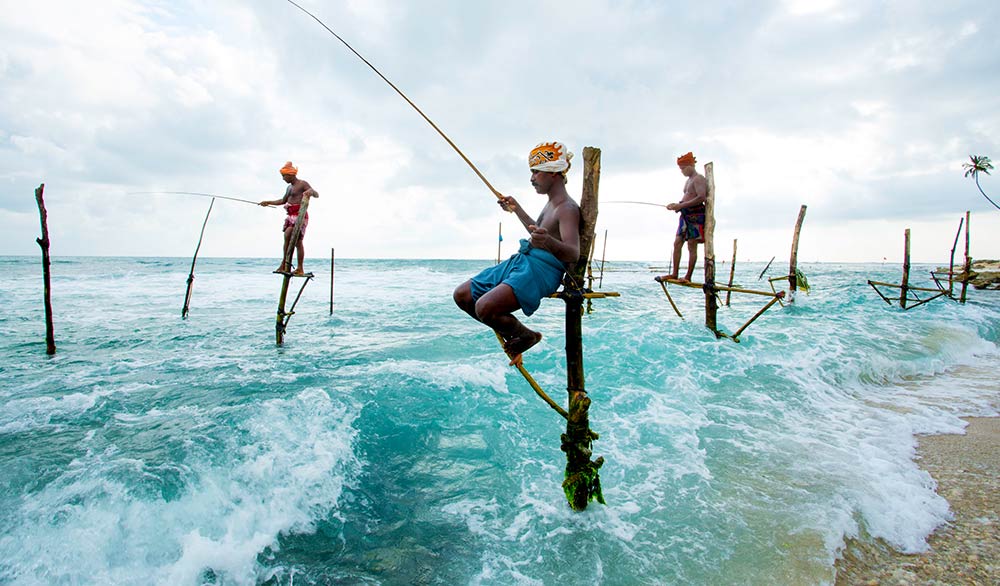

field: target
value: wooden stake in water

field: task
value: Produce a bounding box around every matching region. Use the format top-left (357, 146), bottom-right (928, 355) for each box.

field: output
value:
top-left (703, 162), bottom-right (719, 335)
top-left (598, 229), bottom-right (608, 289)
top-left (182, 198), bottom-right (215, 319)
top-left (788, 204), bottom-right (807, 303)
top-left (901, 228), bottom-right (911, 309)
top-left (960, 211), bottom-right (971, 304)
top-left (34, 184), bottom-right (56, 355)
top-left (726, 238), bottom-right (737, 306)
top-left (561, 146), bottom-right (605, 511)
top-left (276, 193), bottom-right (313, 345)
top-left (948, 215), bottom-right (965, 298)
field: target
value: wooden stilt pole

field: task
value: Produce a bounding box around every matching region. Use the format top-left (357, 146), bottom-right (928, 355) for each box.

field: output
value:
top-left (182, 198), bottom-right (215, 319)
top-left (330, 247), bottom-right (335, 315)
top-left (276, 193), bottom-right (313, 345)
top-left (788, 204), bottom-right (807, 303)
top-left (726, 238), bottom-right (737, 306)
top-left (948, 215), bottom-right (965, 298)
top-left (901, 228), bottom-right (911, 309)
top-left (703, 163), bottom-right (719, 335)
top-left (560, 146), bottom-right (604, 511)
top-left (34, 184), bottom-right (56, 355)
top-left (960, 211), bottom-right (971, 304)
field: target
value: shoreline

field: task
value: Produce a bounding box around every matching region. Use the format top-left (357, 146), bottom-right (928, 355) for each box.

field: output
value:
top-left (834, 416), bottom-right (999, 585)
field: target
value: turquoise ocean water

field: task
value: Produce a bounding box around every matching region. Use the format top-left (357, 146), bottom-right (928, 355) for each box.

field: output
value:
top-left (1, 255), bottom-right (998, 585)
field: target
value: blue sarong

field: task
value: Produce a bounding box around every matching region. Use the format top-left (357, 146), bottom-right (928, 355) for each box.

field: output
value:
top-left (469, 239), bottom-right (565, 316)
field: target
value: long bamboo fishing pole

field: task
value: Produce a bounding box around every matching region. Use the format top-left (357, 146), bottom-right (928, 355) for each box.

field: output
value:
top-left (283, 0), bottom-right (502, 200)
top-left (182, 198), bottom-right (216, 319)
top-left (128, 191), bottom-right (268, 207)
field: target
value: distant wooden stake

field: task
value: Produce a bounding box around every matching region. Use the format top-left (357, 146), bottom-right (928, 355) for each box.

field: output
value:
top-left (598, 229), bottom-right (608, 289)
top-left (726, 238), bottom-right (737, 306)
top-left (788, 204), bottom-right (807, 302)
top-left (34, 184), bottom-right (56, 355)
top-left (330, 247), bottom-right (335, 315)
top-left (182, 198), bottom-right (215, 319)
top-left (960, 211), bottom-right (971, 304)
top-left (758, 256), bottom-right (775, 281)
top-left (901, 228), bottom-right (911, 309)
top-left (948, 215), bottom-right (965, 297)
top-left (703, 163), bottom-right (718, 334)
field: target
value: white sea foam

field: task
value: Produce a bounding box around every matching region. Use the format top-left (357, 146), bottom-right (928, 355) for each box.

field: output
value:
top-left (0, 388), bottom-right (361, 585)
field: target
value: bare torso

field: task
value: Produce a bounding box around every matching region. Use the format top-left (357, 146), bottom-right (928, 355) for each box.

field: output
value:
top-left (283, 179), bottom-right (313, 206)
top-left (681, 173), bottom-right (707, 207)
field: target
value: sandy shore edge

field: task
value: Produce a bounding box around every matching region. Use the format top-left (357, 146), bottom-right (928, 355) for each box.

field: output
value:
top-left (834, 416), bottom-right (999, 585)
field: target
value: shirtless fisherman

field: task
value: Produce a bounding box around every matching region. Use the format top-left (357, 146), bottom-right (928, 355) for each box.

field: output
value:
top-left (657, 151), bottom-right (707, 283)
top-left (259, 161), bottom-right (318, 276)
top-left (453, 142), bottom-right (581, 365)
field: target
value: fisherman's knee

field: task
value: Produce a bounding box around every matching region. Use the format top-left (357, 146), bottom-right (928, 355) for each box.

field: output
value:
top-left (474, 297), bottom-right (497, 323)
top-left (453, 282), bottom-right (472, 308)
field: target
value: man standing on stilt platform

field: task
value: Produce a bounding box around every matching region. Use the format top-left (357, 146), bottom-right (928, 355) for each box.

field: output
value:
top-left (657, 151), bottom-right (707, 283)
top-left (259, 161), bottom-right (318, 276)
top-left (453, 142), bottom-right (581, 365)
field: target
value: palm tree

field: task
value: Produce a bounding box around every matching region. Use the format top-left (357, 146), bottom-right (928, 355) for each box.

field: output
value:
top-left (963, 155), bottom-right (998, 210)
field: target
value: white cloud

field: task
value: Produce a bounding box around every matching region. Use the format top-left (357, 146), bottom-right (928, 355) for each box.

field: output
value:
top-left (1, 0), bottom-right (999, 261)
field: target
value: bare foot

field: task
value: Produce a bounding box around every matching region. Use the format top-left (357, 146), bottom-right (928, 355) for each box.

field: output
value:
top-left (676, 277), bottom-right (690, 284)
top-left (503, 330), bottom-right (543, 366)
top-left (293, 268), bottom-right (305, 276)
top-left (273, 264), bottom-right (290, 274)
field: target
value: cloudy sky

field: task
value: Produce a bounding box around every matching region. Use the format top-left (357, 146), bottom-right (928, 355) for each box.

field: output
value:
top-left (2, 0), bottom-right (998, 262)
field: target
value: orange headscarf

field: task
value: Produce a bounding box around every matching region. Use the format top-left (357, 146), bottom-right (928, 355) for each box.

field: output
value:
top-left (279, 161), bottom-right (298, 176)
top-left (676, 152), bottom-right (696, 167)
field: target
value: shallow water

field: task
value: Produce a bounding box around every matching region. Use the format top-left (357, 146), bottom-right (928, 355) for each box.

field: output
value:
top-left (1, 256), bottom-right (997, 585)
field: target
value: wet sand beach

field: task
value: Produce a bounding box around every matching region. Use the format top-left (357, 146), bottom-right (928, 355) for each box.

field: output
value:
top-left (835, 416), bottom-right (999, 585)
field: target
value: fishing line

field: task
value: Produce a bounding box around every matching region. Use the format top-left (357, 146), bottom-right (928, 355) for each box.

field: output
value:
top-left (127, 191), bottom-right (269, 207)
top-left (603, 200), bottom-right (670, 209)
top-left (283, 0), bottom-right (502, 200)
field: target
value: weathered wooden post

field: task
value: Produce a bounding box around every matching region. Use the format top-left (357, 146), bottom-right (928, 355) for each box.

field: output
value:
top-left (34, 184), bottom-right (56, 355)
top-left (182, 198), bottom-right (215, 319)
top-left (726, 238), bottom-right (737, 306)
top-left (560, 146), bottom-right (604, 511)
top-left (787, 204), bottom-right (807, 303)
top-left (276, 193), bottom-right (313, 345)
top-left (703, 162), bottom-right (719, 335)
top-left (960, 211), bottom-right (971, 304)
top-left (901, 228), bottom-right (911, 309)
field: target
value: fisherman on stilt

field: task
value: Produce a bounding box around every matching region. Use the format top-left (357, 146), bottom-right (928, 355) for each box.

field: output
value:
top-left (453, 142), bottom-right (580, 365)
top-left (657, 151), bottom-right (707, 283)
top-left (259, 161), bottom-right (318, 275)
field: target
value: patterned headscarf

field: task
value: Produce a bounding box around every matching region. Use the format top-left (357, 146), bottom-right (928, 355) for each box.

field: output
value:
top-left (529, 142), bottom-right (574, 175)
top-left (279, 161), bottom-right (298, 176)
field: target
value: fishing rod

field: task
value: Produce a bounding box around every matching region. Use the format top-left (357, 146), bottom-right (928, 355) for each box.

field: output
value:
top-left (283, 0), bottom-right (503, 200)
top-left (128, 191), bottom-right (269, 207)
top-left (603, 200), bottom-right (670, 209)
